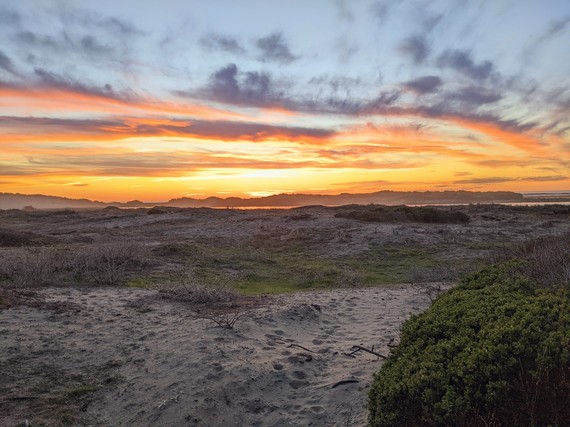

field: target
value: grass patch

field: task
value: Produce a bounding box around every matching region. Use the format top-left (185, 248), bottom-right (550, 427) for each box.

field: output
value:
top-left (154, 242), bottom-right (469, 294)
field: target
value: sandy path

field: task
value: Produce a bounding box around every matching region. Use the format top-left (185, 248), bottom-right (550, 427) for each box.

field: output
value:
top-left (1, 285), bottom-right (436, 426)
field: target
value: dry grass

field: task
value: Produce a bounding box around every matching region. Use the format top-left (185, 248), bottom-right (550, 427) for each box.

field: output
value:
top-left (334, 205), bottom-right (470, 224)
top-left (0, 242), bottom-right (149, 288)
top-left (159, 265), bottom-right (239, 305)
top-left (493, 231), bottom-right (570, 289)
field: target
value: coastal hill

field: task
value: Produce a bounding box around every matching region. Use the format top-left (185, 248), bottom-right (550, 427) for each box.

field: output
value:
top-left (1, 190), bottom-right (561, 210)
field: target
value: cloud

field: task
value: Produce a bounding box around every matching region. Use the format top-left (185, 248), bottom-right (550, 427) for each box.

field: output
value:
top-left (471, 159), bottom-right (530, 168)
top-left (142, 119), bottom-right (335, 142)
top-left (57, 8), bottom-right (143, 37)
top-left (437, 49), bottom-right (493, 81)
top-left (525, 175), bottom-right (568, 182)
top-left (33, 68), bottom-right (131, 102)
top-left (0, 50), bottom-right (17, 75)
top-left (455, 175), bottom-right (567, 184)
top-left (333, 0), bottom-right (354, 22)
top-left (0, 6), bottom-right (21, 26)
top-left (15, 30), bottom-right (116, 60)
top-left (455, 176), bottom-right (518, 184)
top-left (184, 63), bottom-right (289, 109)
top-left (200, 33), bottom-right (245, 54)
top-left (0, 115), bottom-right (336, 143)
top-left (334, 36), bottom-right (359, 62)
top-left (369, 1), bottom-right (390, 25)
top-left (446, 86), bottom-right (502, 106)
top-left (524, 16), bottom-right (570, 60)
top-left (256, 32), bottom-right (296, 64)
top-left (397, 35), bottom-right (429, 64)
top-left (402, 76), bottom-right (442, 94)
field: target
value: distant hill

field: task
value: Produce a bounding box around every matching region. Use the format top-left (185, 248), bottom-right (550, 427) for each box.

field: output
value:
top-left (0, 190), bottom-right (545, 210)
top-left (165, 191), bottom-right (528, 208)
top-left (0, 193), bottom-right (106, 210)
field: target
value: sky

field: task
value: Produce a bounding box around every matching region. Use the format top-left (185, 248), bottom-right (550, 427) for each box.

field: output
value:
top-left (0, 0), bottom-right (569, 202)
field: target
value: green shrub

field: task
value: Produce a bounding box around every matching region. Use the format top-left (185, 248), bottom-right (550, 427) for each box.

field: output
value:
top-left (368, 262), bottom-right (570, 427)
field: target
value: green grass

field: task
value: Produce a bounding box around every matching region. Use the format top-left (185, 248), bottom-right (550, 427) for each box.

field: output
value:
top-left (149, 241), bottom-right (470, 295)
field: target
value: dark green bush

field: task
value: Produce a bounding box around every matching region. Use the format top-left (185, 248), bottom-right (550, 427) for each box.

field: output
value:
top-left (368, 262), bottom-right (570, 426)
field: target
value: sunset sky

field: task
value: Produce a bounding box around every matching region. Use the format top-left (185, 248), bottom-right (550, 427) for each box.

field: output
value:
top-left (1, 0), bottom-right (569, 202)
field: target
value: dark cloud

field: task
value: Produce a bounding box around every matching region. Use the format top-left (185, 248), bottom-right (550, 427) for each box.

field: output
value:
top-left (525, 15), bottom-right (570, 58)
top-left (58, 8), bottom-right (143, 37)
top-left (210, 63), bottom-right (240, 99)
top-left (446, 86), bottom-right (502, 106)
top-left (333, 0), bottom-right (354, 22)
top-left (154, 120), bottom-right (334, 142)
top-left (364, 91), bottom-right (401, 110)
top-left (308, 75), bottom-right (362, 98)
top-left (472, 159), bottom-right (530, 168)
top-left (256, 32), bottom-right (296, 64)
top-left (0, 116), bottom-right (129, 135)
top-left (1, 115), bottom-right (335, 142)
top-left (525, 175), bottom-right (568, 182)
top-left (15, 31), bottom-right (60, 50)
top-left (455, 175), bottom-right (566, 185)
top-left (455, 176), bottom-right (518, 184)
top-left (1, 153), bottom-right (338, 178)
top-left (0, 50), bottom-right (17, 75)
top-left (397, 35), bottom-right (429, 64)
top-left (369, 1), bottom-right (390, 25)
top-left (421, 13), bottom-right (443, 33)
top-left (0, 6), bottom-right (21, 26)
top-left (182, 63), bottom-right (288, 109)
top-left (33, 68), bottom-right (134, 102)
top-left (200, 34), bottom-right (245, 54)
top-left (15, 30), bottom-right (114, 58)
top-left (437, 49), bottom-right (493, 81)
top-left (403, 76), bottom-right (442, 94)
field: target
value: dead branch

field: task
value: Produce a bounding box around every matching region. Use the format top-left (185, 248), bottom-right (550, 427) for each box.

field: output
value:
top-left (317, 379), bottom-right (359, 389)
top-left (350, 345), bottom-right (388, 360)
top-left (287, 343), bottom-right (315, 353)
top-left (331, 379), bottom-right (359, 388)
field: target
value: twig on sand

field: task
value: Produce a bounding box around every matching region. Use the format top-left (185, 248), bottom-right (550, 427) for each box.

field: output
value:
top-left (318, 379), bottom-right (359, 389)
top-left (287, 343), bottom-right (315, 353)
top-left (332, 379), bottom-right (359, 388)
top-left (349, 345), bottom-right (388, 360)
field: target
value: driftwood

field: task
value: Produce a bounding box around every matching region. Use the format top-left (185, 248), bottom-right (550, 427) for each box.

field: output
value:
top-left (317, 379), bottom-right (359, 389)
top-left (331, 379), bottom-right (359, 388)
top-left (287, 343), bottom-right (315, 353)
top-left (349, 345), bottom-right (388, 360)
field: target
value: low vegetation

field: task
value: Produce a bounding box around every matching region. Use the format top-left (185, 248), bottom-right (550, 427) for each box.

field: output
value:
top-left (368, 234), bottom-right (570, 427)
top-left (0, 243), bottom-right (149, 287)
top-left (334, 205), bottom-right (470, 224)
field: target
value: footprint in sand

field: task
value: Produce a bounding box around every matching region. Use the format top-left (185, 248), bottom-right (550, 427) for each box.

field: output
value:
top-left (292, 370), bottom-right (307, 379)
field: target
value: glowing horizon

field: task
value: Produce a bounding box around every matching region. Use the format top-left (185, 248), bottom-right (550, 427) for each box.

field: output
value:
top-left (1, 1), bottom-right (569, 202)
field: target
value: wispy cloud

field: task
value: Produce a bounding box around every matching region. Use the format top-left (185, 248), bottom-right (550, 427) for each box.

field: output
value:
top-left (256, 32), bottom-right (297, 64)
top-left (437, 49), bottom-right (494, 81)
top-left (402, 76), bottom-right (442, 94)
top-left (397, 35), bottom-right (429, 65)
top-left (200, 33), bottom-right (245, 54)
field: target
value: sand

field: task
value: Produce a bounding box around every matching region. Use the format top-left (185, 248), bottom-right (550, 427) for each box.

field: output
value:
top-left (0, 284), bottom-right (440, 426)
